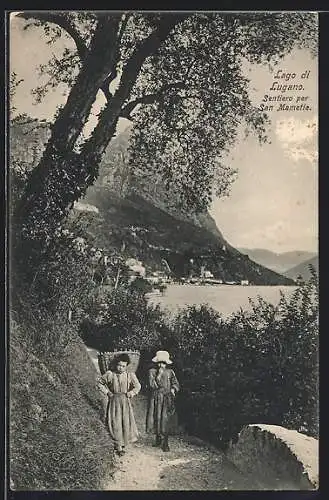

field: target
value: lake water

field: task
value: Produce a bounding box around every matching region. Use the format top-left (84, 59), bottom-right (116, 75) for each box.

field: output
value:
top-left (147, 284), bottom-right (297, 318)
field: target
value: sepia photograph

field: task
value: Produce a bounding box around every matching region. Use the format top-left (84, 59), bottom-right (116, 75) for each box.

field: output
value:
top-left (8, 10), bottom-right (319, 491)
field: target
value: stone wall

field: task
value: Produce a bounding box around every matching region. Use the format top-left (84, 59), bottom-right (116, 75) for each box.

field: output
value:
top-left (227, 424), bottom-right (318, 490)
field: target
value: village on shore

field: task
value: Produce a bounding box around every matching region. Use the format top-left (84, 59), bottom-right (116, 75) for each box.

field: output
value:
top-left (88, 248), bottom-right (251, 290)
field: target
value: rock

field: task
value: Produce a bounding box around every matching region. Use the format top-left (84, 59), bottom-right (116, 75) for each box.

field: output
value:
top-left (227, 424), bottom-right (318, 490)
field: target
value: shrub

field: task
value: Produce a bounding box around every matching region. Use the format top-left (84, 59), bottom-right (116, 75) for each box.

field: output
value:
top-left (129, 277), bottom-right (153, 294)
top-left (166, 269), bottom-right (319, 449)
top-left (80, 285), bottom-right (166, 352)
top-left (79, 283), bottom-right (173, 387)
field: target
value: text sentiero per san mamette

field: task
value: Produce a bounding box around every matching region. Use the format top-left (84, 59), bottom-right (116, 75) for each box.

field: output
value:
top-left (259, 69), bottom-right (312, 112)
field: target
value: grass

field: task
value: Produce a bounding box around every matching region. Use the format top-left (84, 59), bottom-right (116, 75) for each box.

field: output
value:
top-left (9, 308), bottom-right (115, 490)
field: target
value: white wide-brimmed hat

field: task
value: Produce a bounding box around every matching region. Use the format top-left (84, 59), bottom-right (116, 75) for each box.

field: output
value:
top-left (152, 350), bottom-right (173, 364)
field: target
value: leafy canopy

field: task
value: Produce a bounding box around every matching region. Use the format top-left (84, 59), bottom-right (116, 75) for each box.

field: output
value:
top-left (16, 11), bottom-right (317, 212)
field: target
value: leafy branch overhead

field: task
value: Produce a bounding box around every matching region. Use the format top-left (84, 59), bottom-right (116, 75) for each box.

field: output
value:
top-left (13, 12), bottom-right (317, 250)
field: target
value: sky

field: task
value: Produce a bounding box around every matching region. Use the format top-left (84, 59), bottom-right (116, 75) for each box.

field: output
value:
top-left (9, 13), bottom-right (318, 254)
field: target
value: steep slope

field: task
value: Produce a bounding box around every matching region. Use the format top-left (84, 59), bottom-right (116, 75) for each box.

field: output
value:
top-left (238, 248), bottom-right (317, 274)
top-left (284, 256), bottom-right (318, 281)
top-left (94, 125), bottom-right (228, 241)
top-left (74, 187), bottom-right (293, 285)
top-left (10, 291), bottom-right (114, 489)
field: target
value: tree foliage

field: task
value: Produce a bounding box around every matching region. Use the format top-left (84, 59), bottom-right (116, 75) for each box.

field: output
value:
top-left (80, 285), bottom-right (166, 353)
top-left (12, 12), bottom-right (317, 270)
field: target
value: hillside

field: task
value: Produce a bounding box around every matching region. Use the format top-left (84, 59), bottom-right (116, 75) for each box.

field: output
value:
top-left (284, 256), bottom-right (319, 281)
top-left (238, 248), bottom-right (317, 274)
top-left (80, 127), bottom-right (292, 285)
top-left (73, 186), bottom-right (292, 285)
top-left (93, 124), bottom-right (229, 241)
top-left (10, 293), bottom-right (115, 489)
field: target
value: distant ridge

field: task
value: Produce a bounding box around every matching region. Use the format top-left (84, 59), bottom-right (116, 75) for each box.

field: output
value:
top-left (284, 256), bottom-right (318, 281)
top-left (238, 248), bottom-right (317, 274)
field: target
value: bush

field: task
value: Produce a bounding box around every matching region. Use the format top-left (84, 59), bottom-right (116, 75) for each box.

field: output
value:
top-left (129, 277), bottom-right (153, 294)
top-left (168, 269), bottom-right (319, 449)
top-left (79, 283), bottom-right (173, 388)
top-left (80, 285), bottom-right (166, 352)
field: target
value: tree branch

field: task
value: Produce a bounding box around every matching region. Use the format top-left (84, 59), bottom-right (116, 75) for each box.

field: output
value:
top-left (117, 15), bottom-right (188, 100)
top-left (18, 12), bottom-right (129, 103)
top-left (80, 15), bottom-right (189, 159)
top-left (17, 12), bottom-right (89, 61)
top-left (99, 13), bottom-right (131, 100)
top-left (17, 12), bottom-right (124, 103)
top-left (120, 81), bottom-right (186, 119)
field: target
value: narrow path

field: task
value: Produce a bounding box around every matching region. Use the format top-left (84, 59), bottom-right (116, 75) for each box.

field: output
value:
top-left (85, 347), bottom-right (258, 490)
top-left (105, 395), bottom-right (257, 491)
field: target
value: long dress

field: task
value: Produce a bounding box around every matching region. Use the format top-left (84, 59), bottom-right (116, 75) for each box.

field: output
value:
top-left (98, 370), bottom-right (141, 447)
top-left (146, 367), bottom-right (180, 436)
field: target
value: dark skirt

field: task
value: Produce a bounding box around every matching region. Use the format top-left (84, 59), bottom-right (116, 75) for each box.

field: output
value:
top-left (146, 389), bottom-right (176, 435)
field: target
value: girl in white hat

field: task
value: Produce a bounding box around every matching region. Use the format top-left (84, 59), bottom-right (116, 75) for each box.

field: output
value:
top-left (146, 351), bottom-right (180, 451)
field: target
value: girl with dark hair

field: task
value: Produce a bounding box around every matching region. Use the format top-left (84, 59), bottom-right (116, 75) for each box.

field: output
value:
top-left (98, 353), bottom-right (141, 456)
top-left (146, 351), bottom-right (180, 452)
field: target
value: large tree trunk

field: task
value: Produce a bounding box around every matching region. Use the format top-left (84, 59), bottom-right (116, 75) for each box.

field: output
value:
top-left (14, 17), bottom-right (121, 239)
top-left (13, 15), bottom-right (185, 278)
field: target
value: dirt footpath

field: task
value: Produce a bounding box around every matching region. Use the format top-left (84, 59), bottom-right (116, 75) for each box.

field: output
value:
top-left (105, 395), bottom-right (257, 491)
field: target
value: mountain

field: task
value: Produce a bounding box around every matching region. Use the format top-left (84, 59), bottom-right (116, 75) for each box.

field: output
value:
top-left (11, 117), bottom-right (294, 285)
top-left (94, 125), bottom-right (229, 242)
top-left (72, 187), bottom-right (293, 285)
top-left (284, 256), bottom-right (319, 281)
top-left (238, 248), bottom-right (317, 274)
